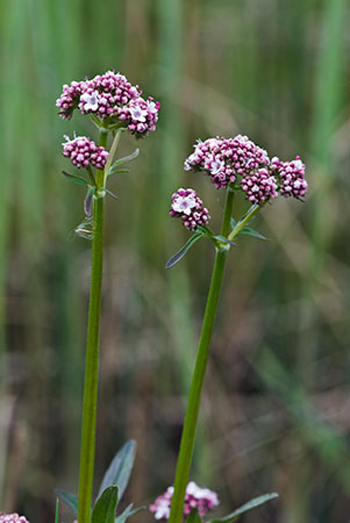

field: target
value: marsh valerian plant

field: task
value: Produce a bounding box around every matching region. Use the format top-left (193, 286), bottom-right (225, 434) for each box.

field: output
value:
top-left (164, 135), bottom-right (306, 523)
top-left (1, 74), bottom-right (307, 523)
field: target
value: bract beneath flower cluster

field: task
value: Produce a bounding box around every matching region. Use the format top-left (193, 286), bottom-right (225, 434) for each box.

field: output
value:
top-left (184, 135), bottom-right (307, 204)
top-left (149, 481), bottom-right (219, 520)
top-left (56, 70), bottom-right (160, 138)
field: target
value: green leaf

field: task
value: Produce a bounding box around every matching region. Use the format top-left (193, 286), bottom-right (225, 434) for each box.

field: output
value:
top-left (55, 489), bottom-right (78, 515)
top-left (115, 504), bottom-right (145, 523)
top-left (84, 186), bottom-right (94, 217)
top-left (165, 232), bottom-right (204, 270)
top-left (105, 188), bottom-right (119, 201)
top-left (108, 149), bottom-right (140, 176)
top-left (111, 169), bottom-right (130, 175)
top-left (209, 493), bottom-right (278, 523)
top-left (61, 170), bottom-right (90, 186)
top-left (113, 149), bottom-right (140, 167)
top-left (185, 509), bottom-right (202, 523)
top-left (213, 235), bottom-right (236, 247)
top-left (239, 227), bottom-right (268, 240)
top-left (92, 487), bottom-right (119, 523)
top-left (97, 440), bottom-right (136, 500)
top-left (230, 217), bottom-right (237, 229)
top-left (55, 499), bottom-right (59, 523)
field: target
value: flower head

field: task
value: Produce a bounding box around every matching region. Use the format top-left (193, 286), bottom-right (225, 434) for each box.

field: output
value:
top-left (271, 155), bottom-right (307, 199)
top-left (0, 514), bottom-right (30, 523)
top-left (170, 188), bottom-right (211, 231)
top-left (56, 70), bottom-right (160, 137)
top-left (184, 134), bottom-right (307, 204)
top-left (62, 135), bottom-right (109, 169)
top-left (184, 135), bottom-right (270, 190)
top-left (118, 97), bottom-right (161, 138)
top-left (149, 482), bottom-right (219, 520)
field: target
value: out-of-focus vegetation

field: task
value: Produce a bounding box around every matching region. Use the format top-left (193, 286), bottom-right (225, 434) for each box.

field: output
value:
top-left (0, 0), bottom-right (349, 522)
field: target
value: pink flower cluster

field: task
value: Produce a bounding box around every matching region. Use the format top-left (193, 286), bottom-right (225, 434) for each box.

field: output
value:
top-left (184, 135), bottom-right (307, 205)
top-left (170, 188), bottom-right (211, 231)
top-left (62, 135), bottom-right (109, 169)
top-left (240, 167), bottom-right (278, 204)
top-left (184, 135), bottom-right (270, 190)
top-left (271, 156), bottom-right (307, 199)
top-left (0, 514), bottom-right (30, 523)
top-left (56, 70), bottom-right (160, 138)
top-left (149, 482), bottom-right (219, 520)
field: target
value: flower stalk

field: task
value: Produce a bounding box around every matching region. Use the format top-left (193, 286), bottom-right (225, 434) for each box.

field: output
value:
top-left (77, 129), bottom-right (107, 523)
top-left (168, 188), bottom-right (234, 523)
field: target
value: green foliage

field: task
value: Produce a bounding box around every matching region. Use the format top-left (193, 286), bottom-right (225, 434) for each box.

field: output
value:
top-left (97, 440), bottom-right (136, 500)
top-left (55, 489), bottom-right (78, 515)
top-left (91, 486), bottom-right (119, 523)
top-left (165, 231), bottom-right (205, 269)
top-left (209, 493), bottom-right (278, 522)
top-left (185, 509), bottom-right (202, 523)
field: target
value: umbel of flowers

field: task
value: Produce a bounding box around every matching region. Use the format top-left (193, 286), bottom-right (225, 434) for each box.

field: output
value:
top-left (56, 69), bottom-right (160, 139)
top-left (178, 135), bottom-right (307, 214)
top-left (150, 482), bottom-right (219, 520)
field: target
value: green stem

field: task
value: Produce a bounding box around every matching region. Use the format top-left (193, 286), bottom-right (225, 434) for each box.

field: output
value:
top-left (77, 130), bottom-right (108, 523)
top-left (228, 203), bottom-right (261, 241)
top-left (168, 188), bottom-right (235, 523)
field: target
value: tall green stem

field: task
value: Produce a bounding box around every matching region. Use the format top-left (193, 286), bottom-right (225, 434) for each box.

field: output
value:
top-left (77, 130), bottom-right (108, 523)
top-left (168, 188), bottom-right (235, 523)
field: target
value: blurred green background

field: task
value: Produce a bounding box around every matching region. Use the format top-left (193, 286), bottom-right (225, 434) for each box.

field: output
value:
top-left (0, 0), bottom-right (350, 522)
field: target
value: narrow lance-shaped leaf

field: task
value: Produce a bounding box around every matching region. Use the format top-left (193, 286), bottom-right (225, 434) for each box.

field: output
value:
top-left (213, 235), bottom-right (236, 247)
top-left (165, 232), bottom-right (205, 270)
top-left (92, 487), bottom-right (119, 523)
top-left (61, 170), bottom-right (90, 186)
top-left (108, 149), bottom-right (140, 176)
top-left (55, 489), bottom-right (78, 516)
top-left (230, 217), bottom-right (237, 229)
top-left (209, 493), bottom-right (278, 523)
top-left (97, 440), bottom-right (136, 500)
top-left (115, 504), bottom-right (145, 523)
top-left (239, 227), bottom-right (268, 241)
top-left (84, 186), bottom-right (94, 217)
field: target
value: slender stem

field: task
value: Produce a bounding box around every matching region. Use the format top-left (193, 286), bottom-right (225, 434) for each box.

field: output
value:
top-left (228, 204), bottom-right (260, 242)
top-left (168, 189), bottom-right (235, 523)
top-left (77, 129), bottom-right (108, 523)
top-left (103, 128), bottom-right (123, 186)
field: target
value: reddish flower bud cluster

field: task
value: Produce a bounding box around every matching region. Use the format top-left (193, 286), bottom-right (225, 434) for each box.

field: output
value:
top-left (149, 482), bottom-right (219, 520)
top-left (0, 514), bottom-right (30, 523)
top-left (170, 188), bottom-right (211, 231)
top-left (56, 70), bottom-right (160, 138)
top-left (271, 156), bottom-right (307, 199)
top-left (184, 135), bottom-right (307, 205)
top-left (62, 135), bottom-right (109, 169)
top-left (240, 167), bottom-right (278, 204)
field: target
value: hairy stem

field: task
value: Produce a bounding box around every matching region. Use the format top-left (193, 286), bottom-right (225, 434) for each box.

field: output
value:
top-left (77, 130), bottom-right (108, 523)
top-left (168, 188), bottom-right (235, 523)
